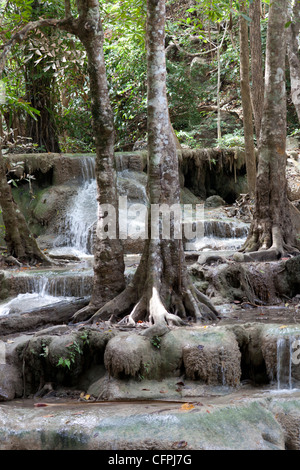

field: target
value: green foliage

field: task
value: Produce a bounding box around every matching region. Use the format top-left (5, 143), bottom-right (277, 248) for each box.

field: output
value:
top-left (102, 0), bottom-right (147, 149)
top-left (150, 335), bottom-right (161, 349)
top-left (56, 332), bottom-right (89, 370)
top-left (216, 129), bottom-right (245, 149)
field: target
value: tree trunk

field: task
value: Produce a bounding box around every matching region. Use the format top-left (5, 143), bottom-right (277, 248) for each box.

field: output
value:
top-left (249, 0), bottom-right (264, 141)
top-left (83, 0), bottom-right (219, 332)
top-left (25, 57), bottom-right (60, 153)
top-left (286, 0), bottom-right (300, 123)
top-left (25, 0), bottom-right (60, 153)
top-left (242, 0), bottom-right (300, 257)
top-left (70, 0), bottom-right (126, 321)
top-left (239, 1), bottom-right (256, 196)
top-left (0, 297), bottom-right (89, 338)
top-left (0, 121), bottom-right (51, 265)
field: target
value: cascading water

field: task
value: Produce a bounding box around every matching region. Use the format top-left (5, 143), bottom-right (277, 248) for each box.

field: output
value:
top-left (0, 270), bottom-right (93, 316)
top-left (276, 335), bottom-right (296, 390)
top-left (54, 156), bottom-right (98, 256)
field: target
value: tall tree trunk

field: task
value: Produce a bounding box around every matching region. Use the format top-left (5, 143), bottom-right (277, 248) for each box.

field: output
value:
top-left (69, 0), bottom-right (126, 322)
top-left (84, 0), bottom-right (219, 332)
top-left (239, 1), bottom-right (256, 196)
top-left (25, 0), bottom-right (60, 153)
top-left (242, 0), bottom-right (300, 257)
top-left (286, 0), bottom-right (300, 123)
top-left (25, 57), bottom-right (60, 153)
top-left (249, 0), bottom-right (264, 141)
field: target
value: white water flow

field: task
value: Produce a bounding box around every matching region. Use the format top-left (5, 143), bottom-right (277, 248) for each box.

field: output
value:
top-left (276, 335), bottom-right (296, 390)
top-left (0, 274), bottom-right (69, 316)
top-left (0, 270), bottom-right (94, 316)
top-left (52, 154), bottom-right (250, 255)
top-left (54, 156), bottom-right (98, 255)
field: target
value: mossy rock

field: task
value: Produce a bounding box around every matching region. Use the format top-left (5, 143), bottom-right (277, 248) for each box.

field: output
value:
top-left (104, 326), bottom-right (241, 386)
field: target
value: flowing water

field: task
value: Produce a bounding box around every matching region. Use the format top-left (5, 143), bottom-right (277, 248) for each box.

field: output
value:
top-left (54, 156), bottom-right (98, 255)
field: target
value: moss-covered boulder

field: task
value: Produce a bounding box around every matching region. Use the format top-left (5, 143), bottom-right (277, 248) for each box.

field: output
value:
top-left (104, 326), bottom-right (241, 386)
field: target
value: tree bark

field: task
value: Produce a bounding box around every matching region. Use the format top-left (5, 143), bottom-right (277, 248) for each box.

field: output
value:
top-left (0, 297), bottom-right (89, 338)
top-left (25, 55), bottom-right (60, 153)
top-left (66, 0), bottom-right (126, 321)
top-left (0, 118), bottom-right (51, 264)
top-left (249, 0), bottom-right (264, 141)
top-left (25, 0), bottom-right (60, 152)
top-left (286, 0), bottom-right (300, 123)
top-left (239, 1), bottom-right (256, 196)
top-left (83, 0), bottom-right (219, 332)
top-left (242, 0), bottom-right (300, 257)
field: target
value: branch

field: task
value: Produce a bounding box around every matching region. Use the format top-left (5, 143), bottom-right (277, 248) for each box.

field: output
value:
top-left (0, 17), bottom-right (77, 75)
top-left (171, 36), bottom-right (219, 58)
top-left (65, 0), bottom-right (72, 18)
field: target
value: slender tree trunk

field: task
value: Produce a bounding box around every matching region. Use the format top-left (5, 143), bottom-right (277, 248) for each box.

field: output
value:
top-left (69, 0), bottom-right (126, 321)
top-left (85, 0), bottom-right (219, 332)
top-left (286, 0), bottom-right (300, 123)
top-left (25, 57), bottom-right (60, 153)
top-left (249, 0), bottom-right (264, 141)
top-left (25, 0), bottom-right (60, 153)
top-left (239, 1), bottom-right (256, 196)
top-left (242, 0), bottom-right (300, 257)
top-left (216, 23), bottom-right (228, 141)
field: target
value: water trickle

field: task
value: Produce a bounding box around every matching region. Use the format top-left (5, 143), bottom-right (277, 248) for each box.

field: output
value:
top-left (0, 270), bottom-right (94, 316)
top-left (276, 334), bottom-right (296, 390)
top-left (79, 155), bottom-right (96, 181)
top-left (54, 156), bottom-right (98, 255)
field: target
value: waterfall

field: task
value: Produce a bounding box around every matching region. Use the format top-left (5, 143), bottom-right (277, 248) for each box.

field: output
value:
top-left (0, 270), bottom-right (93, 316)
top-left (276, 335), bottom-right (296, 390)
top-left (54, 156), bottom-right (98, 255)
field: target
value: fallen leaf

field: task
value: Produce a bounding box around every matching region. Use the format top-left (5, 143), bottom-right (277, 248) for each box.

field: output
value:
top-left (42, 414), bottom-right (54, 418)
top-left (34, 403), bottom-right (49, 407)
top-left (142, 388), bottom-right (150, 391)
top-left (181, 403), bottom-right (195, 411)
top-left (176, 381), bottom-right (185, 386)
top-left (159, 390), bottom-right (167, 393)
top-left (279, 325), bottom-right (288, 329)
top-left (173, 440), bottom-right (188, 449)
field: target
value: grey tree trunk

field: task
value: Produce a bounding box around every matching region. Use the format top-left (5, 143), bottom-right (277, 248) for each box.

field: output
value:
top-left (249, 0), bottom-right (264, 141)
top-left (67, 0), bottom-right (126, 321)
top-left (286, 0), bottom-right (300, 123)
top-left (239, 0), bottom-right (256, 196)
top-left (242, 0), bottom-right (300, 256)
top-left (87, 0), bottom-right (219, 331)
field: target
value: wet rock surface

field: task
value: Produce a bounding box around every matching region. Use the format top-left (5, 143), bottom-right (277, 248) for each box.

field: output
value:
top-left (1, 391), bottom-right (300, 449)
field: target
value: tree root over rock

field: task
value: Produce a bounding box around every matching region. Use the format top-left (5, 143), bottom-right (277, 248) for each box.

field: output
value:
top-left (73, 240), bottom-right (220, 334)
